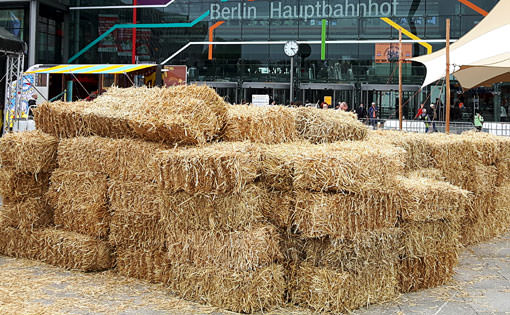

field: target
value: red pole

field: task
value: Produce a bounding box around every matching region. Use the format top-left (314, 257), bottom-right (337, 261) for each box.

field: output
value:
top-left (132, 0), bottom-right (137, 64)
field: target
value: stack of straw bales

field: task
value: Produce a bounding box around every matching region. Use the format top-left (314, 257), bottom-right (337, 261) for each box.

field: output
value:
top-left (394, 175), bottom-right (471, 292)
top-left (0, 131), bottom-right (112, 271)
top-left (259, 141), bottom-right (407, 313)
top-left (371, 130), bottom-right (510, 246)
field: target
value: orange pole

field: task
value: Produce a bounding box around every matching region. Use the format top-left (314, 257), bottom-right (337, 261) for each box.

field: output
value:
top-left (208, 21), bottom-right (225, 60)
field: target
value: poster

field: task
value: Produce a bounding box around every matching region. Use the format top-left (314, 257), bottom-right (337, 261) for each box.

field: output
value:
top-left (375, 43), bottom-right (412, 63)
top-left (163, 65), bottom-right (187, 86)
top-left (98, 15), bottom-right (118, 53)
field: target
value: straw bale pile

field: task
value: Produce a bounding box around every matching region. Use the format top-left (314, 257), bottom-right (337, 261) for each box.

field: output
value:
top-left (35, 85), bottom-right (229, 145)
top-left (223, 105), bottom-right (296, 144)
top-left (293, 107), bottom-right (368, 143)
top-left (155, 142), bottom-right (260, 194)
top-left (47, 169), bottom-right (109, 239)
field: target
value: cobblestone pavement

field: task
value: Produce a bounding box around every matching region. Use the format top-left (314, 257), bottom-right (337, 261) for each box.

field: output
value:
top-left (0, 233), bottom-right (509, 314)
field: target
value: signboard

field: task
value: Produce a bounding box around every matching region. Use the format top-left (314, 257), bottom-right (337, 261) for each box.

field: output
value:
top-left (252, 94), bottom-right (270, 106)
top-left (211, 0), bottom-right (399, 21)
top-left (163, 65), bottom-right (187, 87)
top-left (375, 43), bottom-right (413, 63)
top-left (324, 96), bottom-right (332, 105)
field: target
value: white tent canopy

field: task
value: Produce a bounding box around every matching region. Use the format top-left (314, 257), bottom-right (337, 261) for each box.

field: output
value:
top-left (412, 0), bottom-right (510, 90)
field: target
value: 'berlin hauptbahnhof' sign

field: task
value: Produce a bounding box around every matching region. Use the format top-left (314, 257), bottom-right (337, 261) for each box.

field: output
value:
top-left (211, 0), bottom-right (400, 21)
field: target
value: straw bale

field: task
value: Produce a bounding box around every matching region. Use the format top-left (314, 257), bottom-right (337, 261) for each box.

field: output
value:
top-left (48, 169), bottom-right (109, 239)
top-left (36, 85), bottom-right (229, 145)
top-left (0, 225), bottom-right (37, 258)
top-left (289, 263), bottom-right (398, 313)
top-left (394, 175), bottom-right (470, 222)
top-left (293, 190), bottom-right (398, 238)
top-left (461, 189), bottom-right (510, 245)
top-left (495, 157), bottom-right (510, 186)
top-left (161, 184), bottom-right (266, 233)
top-left (400, 221), bottom-right (461, 259)
top-left (1, 197), bottom-right (53, 230)
top-left (0, 169), bottom-right (50, 202)
top-left (223, 105), bottom-right (297, 144)
top-left (35, 228), bottom-right (114, 271)
top-left (108, 181), bottom-right (165, 250)
top-left (302, 228), bottom-right (401, 272)
top-left (369, 130), bottom-right (436, 170)
top-left (156, 142), bottom-right (260, 194)
top-left (399, 252), bottom-right (458, 293)
top-left (57, 136), bottom-right (169, 183)
top-left (0, 130), bottom-right (58, 174)
top-left (262, 141), bottom-right (405, 193)
top-left (116, 248), bottom-right (285, 313)
top-left (103, 85), bottom-right (228, 125)
top-left (293, 107), bottom-right (368, 143)
top-left (441, 163), bottom-right (498, 194)
top-left (0, 226), bottom-right (113, 271)
top-left (166, 225), bottom-right (282, 272)
top-left (34, 101), bottom-right (90, 138)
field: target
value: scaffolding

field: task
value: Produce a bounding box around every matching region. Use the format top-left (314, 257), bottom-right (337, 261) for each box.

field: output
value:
top-left (3, 52), bottom-right (25, 134)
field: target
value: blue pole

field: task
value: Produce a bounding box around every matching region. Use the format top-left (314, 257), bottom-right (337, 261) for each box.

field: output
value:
top-left (66, 81), bottom-right (73, 102)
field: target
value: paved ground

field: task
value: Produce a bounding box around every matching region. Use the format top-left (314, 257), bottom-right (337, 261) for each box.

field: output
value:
top-left (0, 233), bottom-right (509, 314)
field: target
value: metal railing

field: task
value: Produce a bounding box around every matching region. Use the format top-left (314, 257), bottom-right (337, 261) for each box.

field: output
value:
top-left (359, 118), bottom-right (510, 136)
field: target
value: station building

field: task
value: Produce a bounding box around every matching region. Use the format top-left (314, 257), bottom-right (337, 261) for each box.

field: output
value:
top-left (0, 0), bottom-right (507, 121)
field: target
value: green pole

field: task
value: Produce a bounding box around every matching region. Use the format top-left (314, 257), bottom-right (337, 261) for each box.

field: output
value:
top-left (321, 19), bottom-right (327, 61)
top-left (66, 81), bottom-right (73, 102)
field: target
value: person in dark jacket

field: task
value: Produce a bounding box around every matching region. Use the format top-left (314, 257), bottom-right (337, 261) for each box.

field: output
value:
top-left (356, 103), bottom-right (367, 120)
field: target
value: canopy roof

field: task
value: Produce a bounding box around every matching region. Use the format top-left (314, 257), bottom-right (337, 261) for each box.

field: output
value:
top-left (0, 26), bottom-right (26, 54)
top-left (26, 64), bottom-right (156, 74)
top-left (412, 0), bottom-right (510, 90)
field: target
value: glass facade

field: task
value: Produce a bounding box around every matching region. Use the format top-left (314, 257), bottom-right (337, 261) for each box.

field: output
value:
top-left (2, 0), bottom-right (505, 119)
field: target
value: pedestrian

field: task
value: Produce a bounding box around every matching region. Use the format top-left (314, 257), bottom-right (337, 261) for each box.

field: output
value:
top-left (28, 93), bottom-right (37, 118)
top-left (474, 112), bottom-right (484, 131)
top-left (420, 108), bottom-right (431, 133)
top-left (321, 102), bottom-right (329, 110)
top-left (368, 102), bottom-right (378, 129)
top-left (356, 103), bottom-right (367, 121)
top-left (430, 103), bottom-right (438, 132)
top-left (335, 102), bottom-right (341, 110)
top-left (414, 103), bottom-right (425, 120)
top-left (341, 102), bottom-right (348, 111)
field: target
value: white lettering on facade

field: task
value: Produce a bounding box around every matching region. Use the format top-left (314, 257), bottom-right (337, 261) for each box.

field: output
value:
top-left (214, 0), bottom-right (400, 21)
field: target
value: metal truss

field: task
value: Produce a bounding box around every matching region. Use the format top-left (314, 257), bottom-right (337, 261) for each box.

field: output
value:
top-left (3, 53), bottom-right (25, 134)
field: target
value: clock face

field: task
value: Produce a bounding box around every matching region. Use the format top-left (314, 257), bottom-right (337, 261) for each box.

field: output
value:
top-left (284, 41), bottom-right (299, 57)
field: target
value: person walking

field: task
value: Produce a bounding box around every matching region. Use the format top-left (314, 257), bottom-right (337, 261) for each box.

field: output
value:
top-left (474, 112), bottom-right (484, 131)
top-left (430, 103), bottom-right (438, 132)
top-left (414, 103), bottom-right (425, 120)
top-left (356, 103), bottom-right (367, 121)
top-left (420, 108), bottom-right (431, 133)
top-left (368, 102), bottom-right (378, 129)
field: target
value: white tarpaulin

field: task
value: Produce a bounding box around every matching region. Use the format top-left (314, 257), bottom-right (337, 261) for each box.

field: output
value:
top-left (412, 0), bottom-right (510, 90)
